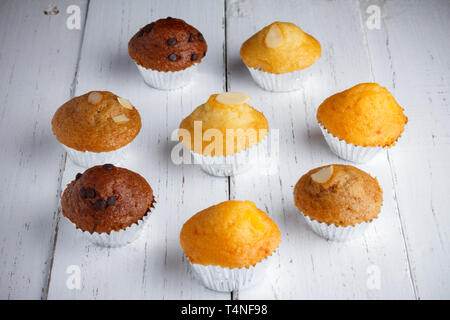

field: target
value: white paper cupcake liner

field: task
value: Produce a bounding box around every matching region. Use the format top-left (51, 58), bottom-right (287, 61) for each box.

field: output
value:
top-left (189, 136), bottom-right (268, 176)
top-left (63, 144), bottom-right (129, 168)
top-left (188, 251), bottom-right (276, 292)
top-left (318, 123), bottom-right (384, 163)
top-left (300, 211), bottom-right (373, 242)
top-left (72, 203), bottom-right (155, 248)
top-left (246, 66), bottom-right (304, 92)
top-left (136, 63), bottom-right (197, 90)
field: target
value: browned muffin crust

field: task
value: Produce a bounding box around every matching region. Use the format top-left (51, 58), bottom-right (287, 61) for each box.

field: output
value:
top-left (51, 91), bottom-right (141, 152)
top-left (128, 17), bottom-right (207, 72)
top-left (61, 164), bottom-right (154, 234)
top-left (294, 165), bottom-right (383, 227)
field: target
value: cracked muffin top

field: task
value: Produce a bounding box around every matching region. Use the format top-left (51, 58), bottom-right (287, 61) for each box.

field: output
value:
top-left (61, 164), bottom-right (154, 234)
top-left (240, 21), bottom-right (321, 74)
top-left (294, 164), bottom-right (383, 227)
top-left (180, 200), bottom-right (281, 268)
top-left (51, 91), bottom-right (141, 152)
top-left (317, 83), bottom-right (408, 147)
top-left (128, 17), bottom-right (207, 72)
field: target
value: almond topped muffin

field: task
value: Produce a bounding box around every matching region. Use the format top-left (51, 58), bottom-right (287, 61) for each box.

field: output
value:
top-left (240, 21), bottom-right (321, 74)
top-left (180, 200), bottom-right (280, 291)
top-left (179, 92), bottom-right (268, 156)
top-left (52, 91), bottom-right (141, 152)
top-left (294, 164), bottom-right (383, 241)
top-left (179, 92), bottom-right (269, 176)
top-left (240, 21), bottom-right (321, 91)
top-left (52, 91), bottom-right (141, 167)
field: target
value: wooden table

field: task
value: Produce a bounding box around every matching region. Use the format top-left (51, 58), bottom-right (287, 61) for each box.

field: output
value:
top-left (1, 0), bottom-right (449, 300)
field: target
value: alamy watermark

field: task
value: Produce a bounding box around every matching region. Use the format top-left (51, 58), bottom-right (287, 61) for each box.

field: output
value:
top-left (170, 122), bottom-right (279, 175)
top-left (66, 264), bottom-right (81, 290)
top-left (366, 5), bottom-right (381, 30)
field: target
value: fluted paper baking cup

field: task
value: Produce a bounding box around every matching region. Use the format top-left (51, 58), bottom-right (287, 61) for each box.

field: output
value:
top-left (136, 63), bottom-right (197, 90)
top-left (189, 251), bottom-right (276, 292)
top-left (189, 136), bottom-right (268, 176)
top-left (318, 123), bottom-right (384, 163)
top-left (63, 144), bottom-right (129, 168)
top-left (300, 212), bottom-right (374, 241)
top-left (247, 67), bottom-right (304, 92)
top-left (72, 205), bottom-right (154, 248)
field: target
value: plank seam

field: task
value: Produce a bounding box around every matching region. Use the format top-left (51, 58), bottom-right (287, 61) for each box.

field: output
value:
top-left (223, 0), bottom-right (236, 302)
top-left (41, 0), bottom-right (91, 300)
top-left (386, 151), bottom-right (419, 299)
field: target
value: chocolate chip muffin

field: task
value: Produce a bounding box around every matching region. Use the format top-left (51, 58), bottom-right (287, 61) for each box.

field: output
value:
top-left (128, 17), bottom-right (207, 89)
top-left (129, 17), bottom-right (207, 72)
top-left (61, 164), bottom-right (155, 246)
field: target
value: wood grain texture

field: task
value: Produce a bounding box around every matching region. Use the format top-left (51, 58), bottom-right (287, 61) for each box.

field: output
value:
top-left (359, 0), bottom-right (450, 299)
top-left (1, 0), bottom-right (449, 300)
top-left (46, 0), bottom-right (229, 299)
top-left (226, 0), bottom-right (415, 299)
top-left (0, 0), bottom-right (88, 299)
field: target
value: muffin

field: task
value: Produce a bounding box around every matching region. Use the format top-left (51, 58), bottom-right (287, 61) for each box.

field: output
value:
top-left (61, 164), bottom-right (155, 247)
top-left (294, 164), bottom-right (383, 241)
top-left (180, 200), bottom-right (281, 291)
top-left (240, 21), bottom-right (321, 91)
top-left (317, 83), bottom-right (408, 163)
top-left (129, 17), bottom-right (207, 90)
top-left (52, 91), bottom-right (141, 167)
top-left (179, 92), bottom-right (269, 176)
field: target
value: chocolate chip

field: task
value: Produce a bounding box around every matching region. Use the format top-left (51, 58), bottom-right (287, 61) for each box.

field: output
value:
top-left (79, 187), bottom-right (95, 199)
top-left (168, 53), bottom-right (178, 61)
top-left (166, 38), bottom-right (177, 46)
top-left (198, 33), bottom-right (204, 41)
top-left (191, 53), bottom-right (199, 61)
top-left (85, 188), bottom-right (96, 198)
top-left (188, 34), bottom-right (195, 42)
top-left (138, 22), bottom-right (154, 37)
top-left (106, 196), bottom-right (116, 206)
top-left (75, 173), bottom-right (82, 180)
top-left (94, 199), bottom-right (107, 211)
top-left (79, 188), bottom-right (87, 199)
top-left (167, 16), bottom-right (173, 19)
top-left (102, 164), bottom-right (114, 170)
top-left (203, 50), bottom-right (207, 57)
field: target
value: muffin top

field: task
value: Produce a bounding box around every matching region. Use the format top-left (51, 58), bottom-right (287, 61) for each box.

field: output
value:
top-left (317, 83), bottom-right (408, 147)
top-left (294, 164), bottom-right (383, 227)
top-left (128, 17), bottom-right (207, 72)
top-left (61, 164), bottom-right (154, 234)
top-left (240, 21), bottom-right (321, 74)
top-left (180, 200), bottom-right (280, 268)
top-left (52, 91), bottom-right (141, 152)
top-left (179, 92), bottom-right (268, 156)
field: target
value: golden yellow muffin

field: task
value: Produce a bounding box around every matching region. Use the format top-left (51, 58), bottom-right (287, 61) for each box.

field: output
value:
top-left (180, 200), bottom-right (281, 268)
top-left (294, 164), bottom-right (383, 227)
top-left (179, 92), bottom-right (268, 156)
top-left (317, 83), bottom-right (408, 147)
top-left (52, 91), bottom-right (141, 152)
top-left (240, 21), bottom-right (321, 74)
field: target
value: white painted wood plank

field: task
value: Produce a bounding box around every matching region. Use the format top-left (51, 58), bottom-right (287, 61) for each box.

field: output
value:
top-left (0, 0), bottom-right (88, 299)
top-left (360, 0), bottom-right (450, 299)
top-left (47, 0), bottom-right (229, 299)
top-left (226, 0), bottom-right (415, 299)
